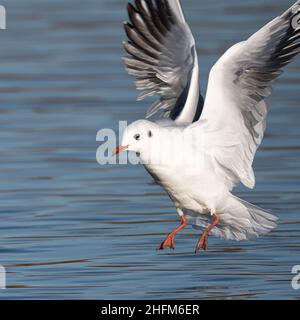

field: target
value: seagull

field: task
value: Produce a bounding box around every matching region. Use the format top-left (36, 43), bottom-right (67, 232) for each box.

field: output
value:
top-left (113, 0), bottom-right (300, 252)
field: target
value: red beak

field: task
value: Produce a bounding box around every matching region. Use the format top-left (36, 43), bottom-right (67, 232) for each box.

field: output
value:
top-left (112, 145), bottom-right (128, 155)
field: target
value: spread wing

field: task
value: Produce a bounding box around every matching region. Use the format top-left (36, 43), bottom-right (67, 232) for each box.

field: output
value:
top-left (196, 1), bottom-right (300, 189)
top-left (123, 0), bottom-right (203, 123)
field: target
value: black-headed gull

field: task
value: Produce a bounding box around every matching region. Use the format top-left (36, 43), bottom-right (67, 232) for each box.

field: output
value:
top-left (114, 0), bottom-right (300, 252)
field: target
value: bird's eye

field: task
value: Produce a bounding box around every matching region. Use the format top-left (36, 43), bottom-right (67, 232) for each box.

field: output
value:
top-left (148, 130), bottom-right (152, 138)
top-left (134, 134), bottom-right (141, 141)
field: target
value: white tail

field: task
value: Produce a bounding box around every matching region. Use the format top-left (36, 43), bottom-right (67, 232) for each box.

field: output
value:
top-left (187, 196), bottom-right (278, 241)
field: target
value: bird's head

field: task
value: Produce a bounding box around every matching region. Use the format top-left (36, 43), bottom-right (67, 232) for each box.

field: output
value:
top-left (113, 120), bottom-right (158, 156)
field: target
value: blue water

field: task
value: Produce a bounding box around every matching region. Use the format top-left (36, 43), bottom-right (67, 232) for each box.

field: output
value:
top-left (0, 0), bottom-right (299, 299)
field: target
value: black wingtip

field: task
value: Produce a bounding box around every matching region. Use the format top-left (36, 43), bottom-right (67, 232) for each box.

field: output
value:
top-left (135, 0), bottom-right (143, 10)
top-left (127, 2), bottom-right (137, 14)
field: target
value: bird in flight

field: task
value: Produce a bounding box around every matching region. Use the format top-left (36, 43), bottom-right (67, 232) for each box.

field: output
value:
top-left (113, 0), bottom-right (300, 252)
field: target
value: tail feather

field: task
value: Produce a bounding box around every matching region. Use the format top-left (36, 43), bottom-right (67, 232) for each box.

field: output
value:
top-left (187, 196), bottom-right (278, 241)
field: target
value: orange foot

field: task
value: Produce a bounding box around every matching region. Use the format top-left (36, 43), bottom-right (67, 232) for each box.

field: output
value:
top-left (195, 213), bottom-right (219, 253)
top-left (195, 231), bottom-right (209, 252)
top-left (157, 233), bottom-right (175, 250)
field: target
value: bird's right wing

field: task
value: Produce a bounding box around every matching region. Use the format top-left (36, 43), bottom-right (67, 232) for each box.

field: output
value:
top-left (194, 1), bottom-right (300, 190)
top-left (123, 0), bottom-right (203, 124)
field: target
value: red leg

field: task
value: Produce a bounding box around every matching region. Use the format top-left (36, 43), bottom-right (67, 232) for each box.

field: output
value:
top-left (157, 214), bottom-right (187, 250)
top-left (195, 213), bottom-right (219, 253)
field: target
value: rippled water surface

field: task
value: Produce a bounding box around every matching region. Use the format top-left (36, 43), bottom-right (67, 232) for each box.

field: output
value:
top-left (0, 0), bottom-right (299, 299)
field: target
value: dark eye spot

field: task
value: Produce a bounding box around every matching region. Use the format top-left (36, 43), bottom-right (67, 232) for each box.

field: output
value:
top-left (134, 134), bottom-right (141, 141)
top-left (148, 130), bottom-right (152, 138)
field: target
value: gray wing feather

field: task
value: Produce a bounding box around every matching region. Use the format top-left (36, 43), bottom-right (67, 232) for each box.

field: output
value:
top-left (123, 0), bottom-right (202, 122)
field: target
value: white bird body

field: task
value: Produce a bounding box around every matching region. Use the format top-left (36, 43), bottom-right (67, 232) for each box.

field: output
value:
top-left (117, 0), bottom-right (300, 250)
top-left (142, 125), bottom-right (227, 214)
top-left (122, 119), bottom-right (276, 241)
top-left (148, 161), bottom-right (227, 215)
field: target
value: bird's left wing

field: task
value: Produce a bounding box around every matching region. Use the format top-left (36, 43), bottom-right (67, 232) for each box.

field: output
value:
top-left (123, 0), bottom-right (203, 123)
top-left (195, 1), bottom-right (300, 190)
